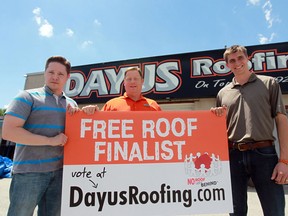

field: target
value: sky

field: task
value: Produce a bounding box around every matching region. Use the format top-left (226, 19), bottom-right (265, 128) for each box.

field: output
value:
top-left (1, 0), bottom-right (288, 109)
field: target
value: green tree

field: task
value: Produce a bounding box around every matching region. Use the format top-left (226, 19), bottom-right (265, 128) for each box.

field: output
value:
top-left (0, 108), bottom-right (6, 116)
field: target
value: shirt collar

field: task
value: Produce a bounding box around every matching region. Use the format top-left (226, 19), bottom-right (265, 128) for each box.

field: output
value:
top-left (44, 85), bottom-right (66, 99)
top-left (231, 72), bottom-right (257, 87)
top-left (123, 92), bottom-right (145, 101)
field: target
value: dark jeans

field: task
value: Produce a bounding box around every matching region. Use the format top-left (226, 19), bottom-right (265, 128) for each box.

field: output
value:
top-left (229, 146), bottom-right (285, 216)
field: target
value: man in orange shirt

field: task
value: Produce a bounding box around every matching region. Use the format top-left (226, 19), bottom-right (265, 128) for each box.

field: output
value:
top-left (102, 67), bottom-right (161, 111)
top-left (83, 67), bottom-right (161, 113)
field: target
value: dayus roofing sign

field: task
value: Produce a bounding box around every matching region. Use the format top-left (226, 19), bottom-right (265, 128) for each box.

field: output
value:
top-left (65, 42), bottom-right (288, 104)
top-left (61, 111), bottom-right (233, 215)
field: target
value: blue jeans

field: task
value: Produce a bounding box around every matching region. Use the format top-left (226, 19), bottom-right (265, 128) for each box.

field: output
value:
top-left (229, 146), bottom-right (285, 216)
top-left (7, 169), bottom-right (63, 216)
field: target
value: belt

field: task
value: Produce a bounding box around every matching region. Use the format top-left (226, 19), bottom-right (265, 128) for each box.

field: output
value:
top-left (228, 140), bottom-right (273, 151)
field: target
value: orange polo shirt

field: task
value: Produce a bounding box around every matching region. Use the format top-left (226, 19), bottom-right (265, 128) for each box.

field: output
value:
top-left (101, 93), bottom-right (161, 111)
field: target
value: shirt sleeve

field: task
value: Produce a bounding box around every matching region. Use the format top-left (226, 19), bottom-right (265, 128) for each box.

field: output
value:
top-left (269, 79), bottom-right (286, 117)
top-left (5, 90), bottom-right (33, 121)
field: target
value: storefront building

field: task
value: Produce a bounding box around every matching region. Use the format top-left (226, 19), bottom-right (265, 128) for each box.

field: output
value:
top-left (23, 42), bottom-right (288, 110)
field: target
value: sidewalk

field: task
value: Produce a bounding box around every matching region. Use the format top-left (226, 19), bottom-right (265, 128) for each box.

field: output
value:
top-left (0, 178), bottom-right (287, 216)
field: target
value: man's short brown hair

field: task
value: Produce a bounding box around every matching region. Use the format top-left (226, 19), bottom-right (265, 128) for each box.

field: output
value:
top-left (124, 67), bottom-right (143, 78)
top-left (45, 56), bottom-right (71, 74)
top-left (223, 45), bottom-right (248, 63)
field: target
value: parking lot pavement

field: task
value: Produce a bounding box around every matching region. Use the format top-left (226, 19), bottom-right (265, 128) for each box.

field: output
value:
top-left (0, 178), bottom-right (287, 216)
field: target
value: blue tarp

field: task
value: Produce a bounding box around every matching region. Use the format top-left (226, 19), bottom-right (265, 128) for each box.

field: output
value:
top-left (0, 155), bottom-right (12, 178)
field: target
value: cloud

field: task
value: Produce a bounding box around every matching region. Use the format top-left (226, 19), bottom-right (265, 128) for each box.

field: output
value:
top-left (39, 20), bottom-right (53, 37)
top-left (32, 8), bottom-right (41, 25)
top-left (81, 40), bottom-right (93, 48)
top-left (247, 0), bottom-right (260, 6)
top-left (258, 34), bottom-right (269, 44)
top-left (258, 32), bottom-right (276, 44)
top-left (66, 28), bottom-right (74, 37)
top-left (249, 0), bottom-right (280, 44)
top-left (32, 7), bottom-right (54, 38)
top-left (262, 0), bottom-right (273, 28)
top-left (94, 19), bottom-right (102, 26)
top-left (247, 0), bottom-right (279, 29)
